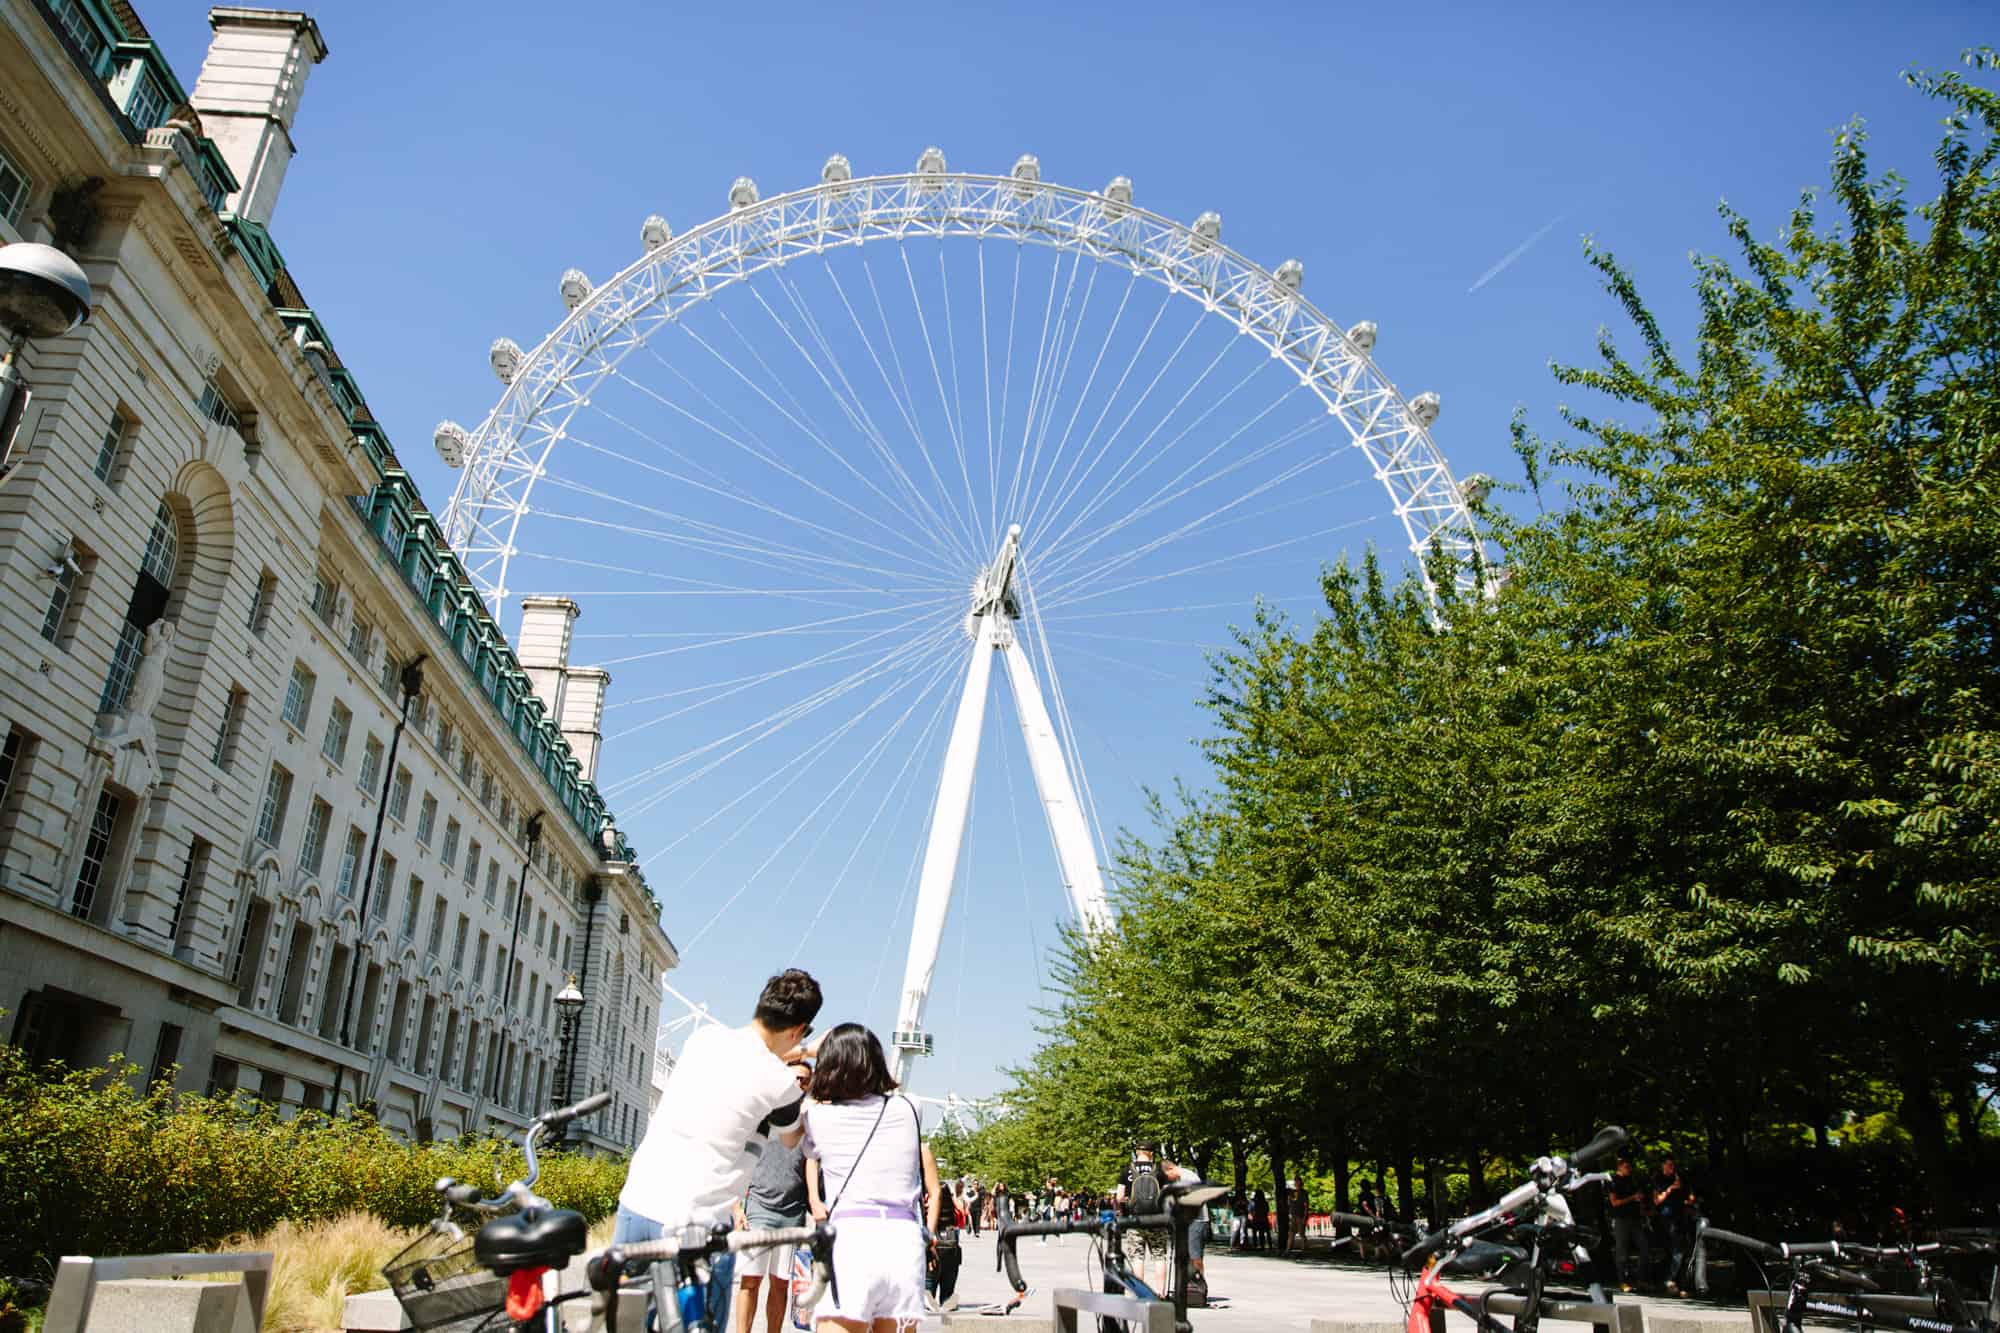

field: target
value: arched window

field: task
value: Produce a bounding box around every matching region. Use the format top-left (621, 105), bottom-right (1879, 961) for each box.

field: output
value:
top-left (100, 500), bottom-right (183, 713)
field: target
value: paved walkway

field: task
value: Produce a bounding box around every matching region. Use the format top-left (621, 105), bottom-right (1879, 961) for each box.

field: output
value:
top-left (916, 1234), bottom-right (1752, 1333)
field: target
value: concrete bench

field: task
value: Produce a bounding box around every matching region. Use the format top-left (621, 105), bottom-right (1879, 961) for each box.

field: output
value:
top-left (43, 1251), bottom-right (270, 1333)
top-left (945, 1316), bottom-right (1058, 1333)
top-left (1646, 1314), bottom-right (1753, 1333)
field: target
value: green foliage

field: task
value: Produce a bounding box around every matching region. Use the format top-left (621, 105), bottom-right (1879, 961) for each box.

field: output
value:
top-left (975, 51), bottom-right (2000, 1231)
top-left (0, 1045), bottom-right (626, 1283)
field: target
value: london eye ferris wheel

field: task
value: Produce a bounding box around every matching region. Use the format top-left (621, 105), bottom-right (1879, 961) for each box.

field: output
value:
top-left (436, 150), bottom-right (1488, 1092)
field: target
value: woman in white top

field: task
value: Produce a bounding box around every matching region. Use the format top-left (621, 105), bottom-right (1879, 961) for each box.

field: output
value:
top-left (802, 1024), bottom-right (939, 1331)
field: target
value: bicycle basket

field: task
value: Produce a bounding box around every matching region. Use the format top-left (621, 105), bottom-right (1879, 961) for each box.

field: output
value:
top-left (385, 1224), bottom-right (509, 1331)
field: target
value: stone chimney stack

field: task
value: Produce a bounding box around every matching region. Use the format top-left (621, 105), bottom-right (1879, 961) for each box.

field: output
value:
top-left (188, 8), bottom-right (328, 227)
top-left (516, 597), bottom-right (610, 786)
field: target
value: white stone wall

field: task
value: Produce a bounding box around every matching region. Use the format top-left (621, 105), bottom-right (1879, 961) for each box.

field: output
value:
top-left (0, 2), bottom-right (675, 1154)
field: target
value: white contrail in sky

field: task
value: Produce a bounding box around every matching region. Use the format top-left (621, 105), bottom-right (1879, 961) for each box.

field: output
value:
top-left (1467, 215), bottom-right (1566, 293)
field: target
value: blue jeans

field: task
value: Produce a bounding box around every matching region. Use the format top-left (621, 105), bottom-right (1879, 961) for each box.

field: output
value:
top-left (612, 1205), bottom-right (735, 1331)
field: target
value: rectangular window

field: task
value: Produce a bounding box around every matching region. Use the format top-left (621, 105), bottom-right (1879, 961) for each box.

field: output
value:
top-left (358, 735), bottom-right (383, 793)
top-left (437, 718), bottom-right (456, 763)
top-left (533, 907), bottom-right (546, 950)
top-left (211, 686), bottom-right (248, 768)
top-left (321, 700), bottom-right (352, 765)
top-left (463, 839), bottom-right (481, 886)
top-left (402, 876), bottom-right (424, 938)
top-left (48, 0), bottom-right (111, 71)
top-left (146, 1021), bottom-right (184, 1089)
top-left (92, 410), bottom-right (130, 483)
top-left (71, 789), bottom-right (121, 918)
top-left (309, 572), bottom-right (338, 626)
top-left (378, 649), bottom-right (398, 695)
top-left (40, 545), bottom-right (78, 643)
top-left (500, 794), bottom-right (513, 830)
top-left (346, 614), bottom-right (372, 661)
top-left (473, 932), bottom-right (489, 987)
top-left (246, 569), bottom-right (276, 633)
top-left (451, 915), bottom-right (469, 972)
top-left (122, 69), bottom-right (170, 130)
top-left (480, 773), bottom-right (495, 808)
top-left (0, 141), bottom-right (32, 226)
top-left (388, 767), bottom-right (411, 822)
top-left (255, 763), bottom-right (292, 845)
top-left (416, 793), bottom-right (437, 846)
top-left (483, 860), bottom-right (498, 905)
top-left (0, 728), bottom-right (26, 819)
top-left (505, 878), bottom-right (518, 917)
top-left (281, 662), bottom-right (314, 730)
top-left (373, 853), bottom-right (396, 917)
top-left (100, 620), bottom-right (144, 714)
top-left (299, 799), bottom-right (332, 874)
top-left (441, 817), bottom-right (461, 867)
top-left (168, 838), bottom-right (211, 948)
top-left (196, 377), bottom-right (240, 433)
top-left (335, 826), bottom-right (365, 895)
top-left (427, 895), bottom-right (447, 956)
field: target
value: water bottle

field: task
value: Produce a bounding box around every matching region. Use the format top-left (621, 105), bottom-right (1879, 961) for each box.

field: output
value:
top-left (677, 1273), bottom-right (706, 1329)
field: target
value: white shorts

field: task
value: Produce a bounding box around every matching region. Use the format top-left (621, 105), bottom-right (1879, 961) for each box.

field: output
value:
top-left (821, 1216), bottom-right (924, 1325)
top-left (736, 1239), bottom-right (797, 1280)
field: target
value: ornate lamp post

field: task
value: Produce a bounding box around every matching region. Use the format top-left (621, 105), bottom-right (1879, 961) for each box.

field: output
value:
top-left (489, 811), bottom-right (543, 1105)
top-left (550, 975), bottom-right (585, 1146)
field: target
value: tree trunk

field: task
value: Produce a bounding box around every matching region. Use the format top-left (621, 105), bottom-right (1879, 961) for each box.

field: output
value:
top-left (1268, 1128), bottom-right (1290, 1252)
top-left (1468, 1148), bottom-right (1488, 1208)
top-left (1231, 1137), bottom-right (1249, 1198)
top-left (1393, 1129), bottom-right (1416, 1223)
top-left (1899, 1055), bottom-right (1962, 1219)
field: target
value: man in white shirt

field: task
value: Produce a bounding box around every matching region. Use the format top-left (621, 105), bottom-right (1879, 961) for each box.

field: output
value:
top-left (613, 969), bottom-right (822, 1326)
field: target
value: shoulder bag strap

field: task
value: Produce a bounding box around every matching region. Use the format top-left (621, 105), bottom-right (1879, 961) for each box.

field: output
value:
top-left (824, 1096), bottom-right (890, 1218)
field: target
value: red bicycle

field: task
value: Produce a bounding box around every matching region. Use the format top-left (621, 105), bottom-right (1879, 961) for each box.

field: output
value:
top-left (1392, 1126), bottom-right (1629, 1333)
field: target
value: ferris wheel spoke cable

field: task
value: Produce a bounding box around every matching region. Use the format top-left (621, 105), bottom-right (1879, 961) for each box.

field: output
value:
top-left (1019, 303), bottom-right (1215, 562)
top-left (535, 448), bottom-right (951, 585)
top-left (1007, 243), bottom-right (1100, 541)
top-left (753, 274), bottom-right (960, 560)
top-left (713, 292), bottom-right (970, 568)
top-left (933, 242), bottom-right (973, 543)
top-left (668, 318), bottom-right (968, 568)
top-left (820, 259), bottom-right (980, 568)
top-left (1035, 419), bottom-right (1340, 595)
top-left (592, 596), bottom-right (956, 674)
top-left (995, 703), bottom-right (1045, 993)
top-left (999, 240), bottom-right (1082, 534)
top-left (896, 243), bottom-right (981, 539)
top-left (601, 614), bottom-right (955, 765)
top-left (1015, 269), bottom-right (1142, 537)
top-left (788, 650), bottom-right (964, 954)
top-left (527, 499), bottom-right (959, 594)
top-left (677, 645), bottom-right (960, 935)
top-left (1028, 327), bottom-right (1255, 565)
top-left (990, 242), bottom-right (1025, 538)
top-left (1042, 516), bottom-right (1383, 615)
top-left (622, 625), bottom-right (960, 833)
top-left (855, 252), bottom-right (982, 565)
top-left (1021, 579), bottom-right (1111, 868)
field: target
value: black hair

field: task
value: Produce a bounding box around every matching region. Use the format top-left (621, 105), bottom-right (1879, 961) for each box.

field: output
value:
top-left (753, 969), bottom-right (823, 1031)
top-left (1134, 1140), bottom-right (1159, 1155)
top-left (811, 1022), bottom-right (897, 1102)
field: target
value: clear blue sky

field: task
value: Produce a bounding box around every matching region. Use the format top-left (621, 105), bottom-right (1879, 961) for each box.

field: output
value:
top-left (156, 0), bottom-right (1988, 1103)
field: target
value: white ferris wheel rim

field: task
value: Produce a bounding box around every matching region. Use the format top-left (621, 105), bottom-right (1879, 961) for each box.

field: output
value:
top-left (440, 165), bottom-right (1487, 608)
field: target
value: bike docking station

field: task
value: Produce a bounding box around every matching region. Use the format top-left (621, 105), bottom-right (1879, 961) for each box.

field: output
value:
top-left (42, 1248), bottom-right (272, 1333)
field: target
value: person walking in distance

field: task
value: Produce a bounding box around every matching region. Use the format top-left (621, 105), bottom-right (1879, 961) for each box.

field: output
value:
top-left (968, 1178), bottom-right (986, 1237)
top-left (615, 969), bottom-right (824, 1330)
top-left (1652, 1156), bottom-right (1690, 1296)
top-left (802, 1024), bottom-right (936, 1332)
top-left (734, 1061), bottom-right (813, 1332)
top-left (1608, 1157), bottom-right (1650, 1293)
top-left (928, 1180), bottom-right (964, 1310)
top-left (1115, 1141), bottom-right (1201, 1298)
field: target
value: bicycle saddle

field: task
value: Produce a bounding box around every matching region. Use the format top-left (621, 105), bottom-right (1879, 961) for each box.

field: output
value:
top-left (1440, 1240), bottom-right (1527, 1279)
top-left (474, 1208), bottom-right (589, 1275)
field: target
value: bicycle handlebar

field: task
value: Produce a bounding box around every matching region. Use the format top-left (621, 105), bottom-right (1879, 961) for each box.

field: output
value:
top-left (1701, 1226), bottom-right (1783, 1260)
top-left (1330, 1212), bottom-right (1417, 1237)
top-left (1567, 1125), bottom-right (1629, 1172)
top-left (543, 1089), bottom-right (613, 1129)
top-left (996, 1213), bottom-right (1173, 1294)
top-left (588, 1224), bottom-right (836, 1310)
top-left (1782, 1242), bottom-right (1842, 1259)
top-left (438, 1090), bottom-right (615, 1213)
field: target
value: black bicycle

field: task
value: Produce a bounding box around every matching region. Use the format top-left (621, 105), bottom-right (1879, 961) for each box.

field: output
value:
top-left (1391, 1126), bottom-right (1629, 1333)
top-left (997, 1181), bottom-right (1227, 1333)
top-left (1701, 1224), bottom-right (2000, 1333)
top-left (385, 1089), bottom-right (835, 1332)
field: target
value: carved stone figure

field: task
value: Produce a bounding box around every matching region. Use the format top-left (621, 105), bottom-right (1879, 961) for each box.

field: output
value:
top-left (96, 619), bottom-right (175, 797)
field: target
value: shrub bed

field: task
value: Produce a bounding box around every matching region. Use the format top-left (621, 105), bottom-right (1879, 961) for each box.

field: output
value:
top-left (0, 1045), bottom-right (626, 1283)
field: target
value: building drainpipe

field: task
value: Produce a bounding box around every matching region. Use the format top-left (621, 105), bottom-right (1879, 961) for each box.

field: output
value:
top-left (489, 811), bottom-right (542, 1106)
top-left (568, 877), bottom-right (601, 1147)
top-left (329, 653), bottom-right (425, 1114)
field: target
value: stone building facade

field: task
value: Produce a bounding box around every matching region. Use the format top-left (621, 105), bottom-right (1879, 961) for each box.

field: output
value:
top-left (0, 1), bottom-right (675, 1151)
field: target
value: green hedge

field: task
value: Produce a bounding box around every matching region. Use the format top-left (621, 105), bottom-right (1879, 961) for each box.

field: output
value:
top-left (0, 1045), bottom-right (626, 1281)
